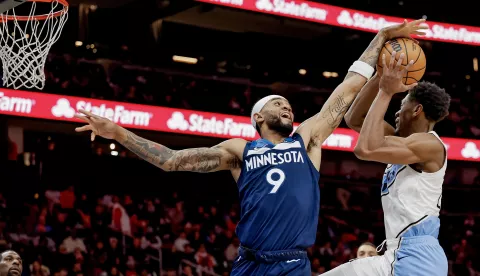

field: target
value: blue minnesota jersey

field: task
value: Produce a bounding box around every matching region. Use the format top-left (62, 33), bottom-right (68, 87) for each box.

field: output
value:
top-left (236, 133), bottom-right (320, 251)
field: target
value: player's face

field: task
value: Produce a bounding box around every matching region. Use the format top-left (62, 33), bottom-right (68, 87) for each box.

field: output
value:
top-left (357, 245), bottom-right (377, 258)
top-left (262, 98), bottom-right (294, 136)
top-left (394, 94), bottom-right (416, 137)
top-left (1, 251), bottom-right (22, 276)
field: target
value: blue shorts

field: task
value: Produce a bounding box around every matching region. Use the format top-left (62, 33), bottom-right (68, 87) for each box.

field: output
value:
top-left (230, 246), bottom-right (311, 276)
top-left (322, 235), bottom-right (447, 276)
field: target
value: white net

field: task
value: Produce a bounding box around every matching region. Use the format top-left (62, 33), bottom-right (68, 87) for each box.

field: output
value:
top-left (0, 0), bottom-right (68, 90)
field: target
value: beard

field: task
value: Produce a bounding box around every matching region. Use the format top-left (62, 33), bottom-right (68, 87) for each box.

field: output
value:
top-left (265, 115), bottom-right (293, 137)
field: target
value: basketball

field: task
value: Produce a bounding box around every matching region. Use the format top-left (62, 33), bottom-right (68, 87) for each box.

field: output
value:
top-left (378, 37), bottom-right (426, 85)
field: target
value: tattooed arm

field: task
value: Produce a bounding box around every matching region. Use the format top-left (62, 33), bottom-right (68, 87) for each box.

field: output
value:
top-left (74, 110), bottom-right (245, 173)
top-left (296, 19), bottom-right (427, 152)
top-left (296, 30), bottom-right (387, 149)
top-left (116, 129), bottom-right (245, 172)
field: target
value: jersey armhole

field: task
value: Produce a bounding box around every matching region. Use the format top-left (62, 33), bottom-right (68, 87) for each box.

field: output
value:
top-left (292, 133), bottom-right (321, 177)
top-left (428, 132), bottom-right (447, 169)
top-left (236, 141), bottom-right (252, 185)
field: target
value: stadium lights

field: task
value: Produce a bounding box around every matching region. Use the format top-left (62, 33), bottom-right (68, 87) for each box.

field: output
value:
top-left (299, 69), bottom-right (307, 75)
top-left (323, 71), bottom-right (338, 78)
top-left (110, 143), bottom-right (116, 150)
top-left (111, 150), bottom-right (119, 156)
top-left (172, 55), bottom-right (198, 64)
top-left (75, 41), bottom-right (83, 47)
top-left (473, 58), bottom-right (478, 72)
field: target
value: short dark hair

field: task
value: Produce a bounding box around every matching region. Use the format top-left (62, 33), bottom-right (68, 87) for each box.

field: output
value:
top-left (409, 81), bottom-right (451, 122)
top-left (359, 242), bottom-right (376, 248)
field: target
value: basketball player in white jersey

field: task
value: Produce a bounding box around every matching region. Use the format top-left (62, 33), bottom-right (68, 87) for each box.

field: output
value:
top-left (322, 51), bottom-right (451, 275)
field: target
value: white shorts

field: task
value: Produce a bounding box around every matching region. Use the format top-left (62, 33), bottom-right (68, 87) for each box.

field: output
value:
top-left (321, 236), bottom-right (447, 276)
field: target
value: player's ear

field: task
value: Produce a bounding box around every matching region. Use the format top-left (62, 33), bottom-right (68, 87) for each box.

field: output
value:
top-left (413, 104), bottom-right (423, 117)
top-left (254, 113), bottom-right (264, 125)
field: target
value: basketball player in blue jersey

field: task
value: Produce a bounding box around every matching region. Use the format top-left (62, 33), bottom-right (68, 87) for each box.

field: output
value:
top-left (323, 50), bottom-right (451, 275)
top-left (74, 21), bottom-right (426, 276)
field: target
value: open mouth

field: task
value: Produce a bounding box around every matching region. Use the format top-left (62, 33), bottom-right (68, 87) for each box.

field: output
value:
top-left (280, 112), bottom-right (291, 120)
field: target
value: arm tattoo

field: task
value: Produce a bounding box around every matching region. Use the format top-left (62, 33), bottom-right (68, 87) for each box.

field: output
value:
top-left (344, 34), bottom-right (385, 80)
top-left (321, 93), bottom-right (350, 130)
top-left (120, 130), bottom-right (240, 172)
top-left (359, 33), bottom-right (386, 67)
top-left (171, 148), bottom-right (222, 172)
top-left (120, 130), bottom-right (176, 168)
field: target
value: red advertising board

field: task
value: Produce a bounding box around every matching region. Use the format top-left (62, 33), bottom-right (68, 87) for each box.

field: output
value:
top-left (0, 88), bottom-right (479, 161)
top-left (196, 0), bottom-right (480, 46)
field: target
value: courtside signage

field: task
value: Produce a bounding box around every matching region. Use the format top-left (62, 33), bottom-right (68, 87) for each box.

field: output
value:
top-left (196, 0), bottom-right (480, 46)
top-left (0, 88), bottom-right (479, 161)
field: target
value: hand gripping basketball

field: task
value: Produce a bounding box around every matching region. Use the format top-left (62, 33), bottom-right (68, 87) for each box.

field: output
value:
top-left (379, 51), bottom-right (418, 95)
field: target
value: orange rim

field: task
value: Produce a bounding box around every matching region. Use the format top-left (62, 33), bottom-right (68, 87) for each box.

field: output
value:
top-left (1, 0), bottom-right (68, 21)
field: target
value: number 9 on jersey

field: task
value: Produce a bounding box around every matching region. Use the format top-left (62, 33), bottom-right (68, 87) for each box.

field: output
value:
top-left (267, 168), bottom-right (285, 194)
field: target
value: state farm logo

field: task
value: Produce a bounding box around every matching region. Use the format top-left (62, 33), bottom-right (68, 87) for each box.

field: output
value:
top-left (337, 10), bottom-right (353, 26)
top-left (0, 91), bottom-right (35, 114)
top-left (52, 99), bottom-right (75, 118)
top-left (461, 142), bottom-right (480, 159)
top-left (167, 111), bottom-right (256, 138)
top-left (51, 98), bottom-right (153, 126)
top-left (336, 10), bottom-right (397, 31)
top-left (255, 0), bottom-right (327, 21)
top-left (167, 112), bottom-right (189, 131)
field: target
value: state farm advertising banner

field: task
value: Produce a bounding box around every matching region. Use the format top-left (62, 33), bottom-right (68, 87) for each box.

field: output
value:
top-left (196, 0), bottom-right (480, 46)
top-left (0, 89), bottom-right (479, 162)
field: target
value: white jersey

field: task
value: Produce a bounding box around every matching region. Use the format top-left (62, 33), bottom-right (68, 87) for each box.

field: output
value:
top-left (381, 131), bottom-right (447, 239)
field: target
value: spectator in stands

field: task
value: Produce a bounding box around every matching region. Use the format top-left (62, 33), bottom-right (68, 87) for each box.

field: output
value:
top-left (356, 242), bottom-right (378, 259)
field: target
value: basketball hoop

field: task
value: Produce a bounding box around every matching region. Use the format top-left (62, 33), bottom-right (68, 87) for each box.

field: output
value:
top-left (0, 0), bottom-right (68, 90)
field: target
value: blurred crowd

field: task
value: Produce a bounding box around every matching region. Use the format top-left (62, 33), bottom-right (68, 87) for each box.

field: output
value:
top-left (1, 136), bottom-right (479, 276)
top-left (1, 52), bottom-right (479, 276)
top-left (41, 53), bottom-right (480, 139)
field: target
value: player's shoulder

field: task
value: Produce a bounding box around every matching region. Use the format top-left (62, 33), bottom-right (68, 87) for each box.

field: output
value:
top-left (406, 132), bottom-right (444, 154)
top-left (216, 138), bottom-right (248, 159)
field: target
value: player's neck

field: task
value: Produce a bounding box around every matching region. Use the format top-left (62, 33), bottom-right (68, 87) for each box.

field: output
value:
top-left (260, 129), bottom-right (288, 145)
top-left (408, 120), bottom-right (434, 135)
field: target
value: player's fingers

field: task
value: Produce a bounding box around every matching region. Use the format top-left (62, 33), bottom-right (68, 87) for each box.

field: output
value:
top-left (78, 109), bottom-right (100, 119)
top-left (412, 30), bottom-right (427, 35)
top-left (404, 59), bottom-right (415, 72)
top-left (405, 82), bottom-right (418, 91)
top-left (381, 54), bottom-right (387, 69)
top-left (74, 113), bottom-right (92, 123)
top-left (396, 53), bottom-right (405, 70)
top-left (75, 125), bottom-right (93, 132)
top-left (410, 19), bottom-right (426, 26)
top-left (91, 131), bottom-right (97, 141)
top-left (389, 51), bottom-right (397, 69)
top-left (416, 24), bottom-right (429, 30)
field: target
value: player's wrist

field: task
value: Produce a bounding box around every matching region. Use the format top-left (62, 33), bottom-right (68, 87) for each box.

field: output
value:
top-left (378, 88), bottom-right (395, 98)
top-left (114, 125), bottom-right (127, 142)
top-left (348, 61), bottom-right (375, 80)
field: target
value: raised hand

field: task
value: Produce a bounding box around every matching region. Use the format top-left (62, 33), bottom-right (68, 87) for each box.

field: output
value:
top-left (381, 19), bottom-right (428, 43)
top-left (74, 110), bottom-right (119, 141)
top-left (379, 51), bottom-right (418, 95)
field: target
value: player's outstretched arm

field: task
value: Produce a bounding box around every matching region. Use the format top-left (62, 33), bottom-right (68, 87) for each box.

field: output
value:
top-left (296, 19), bottom-right (426, 147)
top-left (354, 51), bottom-right (442, 165)
top-left (74, 110), bottom-right (245, 173)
